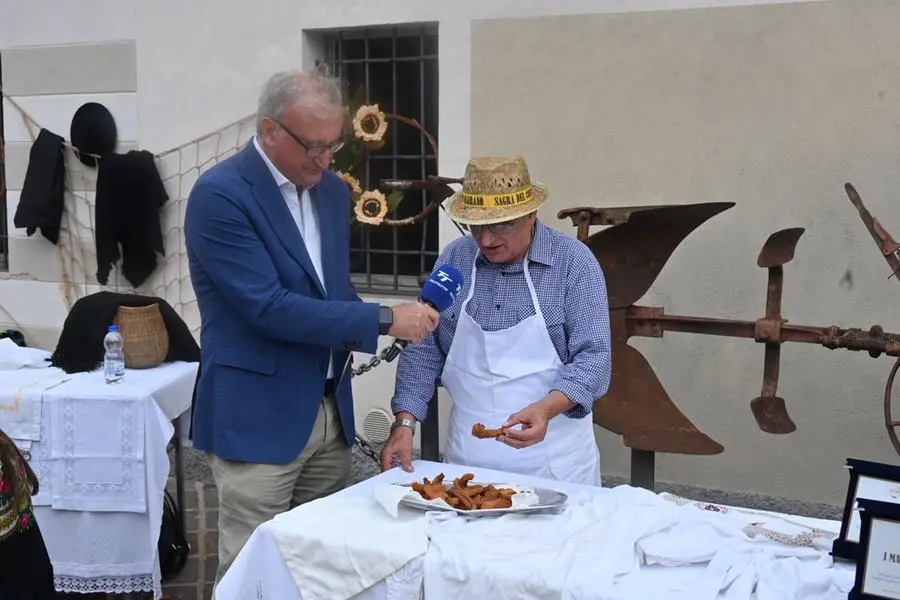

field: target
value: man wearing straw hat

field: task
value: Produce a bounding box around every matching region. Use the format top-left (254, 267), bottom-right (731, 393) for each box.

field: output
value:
top-left (382, 156), bottom-right (612, 485)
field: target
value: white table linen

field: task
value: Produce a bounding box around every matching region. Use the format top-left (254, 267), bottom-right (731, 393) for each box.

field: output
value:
top-left (0, 336), bottom-right (54, 369)
top-left (269, 494), bottom-right (431, 600)
top-left (216, 460), bottom-right (856, 600)
top-left (0, 363), bottom-right (69, 443)
top-left (0, 360), bottom-right (198, 598)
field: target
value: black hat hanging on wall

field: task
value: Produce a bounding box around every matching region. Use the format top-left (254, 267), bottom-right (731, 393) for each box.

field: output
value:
top-left (69, 102), bottom-right (118, 168)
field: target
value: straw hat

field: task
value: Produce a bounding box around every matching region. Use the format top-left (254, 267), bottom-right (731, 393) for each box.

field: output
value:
top-left (446, 156), bottom-right (548, 226)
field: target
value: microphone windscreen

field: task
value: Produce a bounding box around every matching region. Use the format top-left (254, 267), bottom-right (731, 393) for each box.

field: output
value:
top-left (420, 264), bottom-right (465, 312)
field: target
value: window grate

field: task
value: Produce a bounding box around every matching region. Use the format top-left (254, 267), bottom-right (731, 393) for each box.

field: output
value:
top-left (0, 52), bottom-right (8, 272)
top-left (325, 25), bottom-right (439, 296)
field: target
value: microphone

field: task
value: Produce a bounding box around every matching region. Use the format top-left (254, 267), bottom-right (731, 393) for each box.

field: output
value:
top-left (383, 264), bottom-right (464, 361)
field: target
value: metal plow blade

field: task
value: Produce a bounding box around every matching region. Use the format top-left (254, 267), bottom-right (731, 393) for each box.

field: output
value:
top-left (750, 227), bottom-right (805, 434)
top-left (585, 203), bottom-right (736, 308)
top-left (595, 343), bottom-right (724, 455)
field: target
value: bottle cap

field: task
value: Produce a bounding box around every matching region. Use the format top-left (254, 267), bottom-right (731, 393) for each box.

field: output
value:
top-left (108, 325), bottom-right (118, 332)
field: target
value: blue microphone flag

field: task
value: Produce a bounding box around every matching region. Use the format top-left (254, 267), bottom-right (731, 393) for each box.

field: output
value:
top-left (420, 265), bottom-right (464, 312)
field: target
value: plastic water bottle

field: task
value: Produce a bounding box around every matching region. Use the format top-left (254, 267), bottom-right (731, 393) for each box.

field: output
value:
top-left (103, 325), bottom-right (125, 384)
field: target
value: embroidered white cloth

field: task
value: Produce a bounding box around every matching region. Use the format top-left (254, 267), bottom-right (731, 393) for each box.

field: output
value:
top-left (0, 361), bottom-right (198, 598)
top-left (36, 398), bottom-right (173, 590)
top-left (49, 394), bottom-right (146, 512)
top-left (0, 365), bottom-right (69, 443)
top-left (25, 391), bottom-right (53, 507)
top-left (39, 362), bottom-right (196, 513)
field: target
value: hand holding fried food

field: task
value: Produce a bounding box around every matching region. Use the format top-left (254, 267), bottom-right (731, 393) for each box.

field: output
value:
top-left (472, 423), bottom-right (506, 439)
top-left (409, 472), bottom-right (516, 510)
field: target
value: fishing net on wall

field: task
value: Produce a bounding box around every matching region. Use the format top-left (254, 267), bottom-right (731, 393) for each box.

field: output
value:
top-left (4, 95), bottom-right (257, 337)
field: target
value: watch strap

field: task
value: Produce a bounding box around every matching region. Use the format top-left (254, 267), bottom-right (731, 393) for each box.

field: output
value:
top-left (378, 305), bottom-right (394, 336)
top-left (391, 416), bottom-right (415, 435)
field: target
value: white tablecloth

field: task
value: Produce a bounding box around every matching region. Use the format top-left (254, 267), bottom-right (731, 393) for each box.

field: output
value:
top-left (0, 360), bottom-right (198, 598)
top-left (216, 460), bottom-right (857, 600)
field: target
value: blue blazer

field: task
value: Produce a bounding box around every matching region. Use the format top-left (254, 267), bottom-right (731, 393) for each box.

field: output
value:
top-left (184, 142), bottom-right (379, 464)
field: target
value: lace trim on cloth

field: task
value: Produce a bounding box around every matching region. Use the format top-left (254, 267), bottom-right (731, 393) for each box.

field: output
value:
top-left (741, 520), bottom-right (837, 548)
top-left (54, 573), bottom-right (162, 599)
top-left (62, 398), bottom-right (136, 497)
top-left (29, 402), bottom-right (52, 505)
top-left (660, 492), bottom-right (837, 549)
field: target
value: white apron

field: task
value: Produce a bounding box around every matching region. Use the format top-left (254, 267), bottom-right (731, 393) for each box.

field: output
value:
top-left (440, 254), bottom-right (602, 486)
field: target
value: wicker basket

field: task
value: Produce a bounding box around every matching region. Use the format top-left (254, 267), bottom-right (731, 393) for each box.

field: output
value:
top-left (113, 303), bottom-right (170, 369)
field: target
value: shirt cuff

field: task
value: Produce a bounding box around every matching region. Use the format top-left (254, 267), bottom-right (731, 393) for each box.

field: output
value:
top-left (553, 379), bottom-right (594, 419)
top-left (391, 395), bottom-right (430, 424)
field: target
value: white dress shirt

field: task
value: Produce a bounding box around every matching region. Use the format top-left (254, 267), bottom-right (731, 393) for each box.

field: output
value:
top-left (253, 137), bottom-right (332, 378)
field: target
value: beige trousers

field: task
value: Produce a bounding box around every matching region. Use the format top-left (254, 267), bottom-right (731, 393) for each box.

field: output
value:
top-left (208, 395), bottom-right (351, 587)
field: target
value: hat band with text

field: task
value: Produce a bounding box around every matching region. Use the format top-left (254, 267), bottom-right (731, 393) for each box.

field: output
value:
top-left (461, 185), bottom-right (534, 209)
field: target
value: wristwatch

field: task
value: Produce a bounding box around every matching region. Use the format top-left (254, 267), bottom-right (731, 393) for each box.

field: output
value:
top-left (378, 305), bottom-right (394, 335)
top-left (390, 416), bottom-right (416, 436)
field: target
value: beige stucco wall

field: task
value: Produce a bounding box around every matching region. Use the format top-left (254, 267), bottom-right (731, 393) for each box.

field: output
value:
top-left (471, 0), bottom-right (900, 504)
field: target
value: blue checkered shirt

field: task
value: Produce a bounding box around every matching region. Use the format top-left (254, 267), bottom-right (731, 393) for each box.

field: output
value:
top-left (391, 221), bottom-right (612, 422)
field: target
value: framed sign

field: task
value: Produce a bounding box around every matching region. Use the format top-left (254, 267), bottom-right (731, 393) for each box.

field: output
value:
top-left (833, 458), bottom-right (900, 562)
top-left (848, 498), bottom-right (900, 599)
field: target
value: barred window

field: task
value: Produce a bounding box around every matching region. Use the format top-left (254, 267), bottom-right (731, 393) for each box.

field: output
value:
top-left (322, 25), bottom-right (439, 296)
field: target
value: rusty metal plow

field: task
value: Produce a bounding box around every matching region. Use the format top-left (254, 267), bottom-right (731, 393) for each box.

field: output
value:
top-left (559, 191), bottom-right (900, 469)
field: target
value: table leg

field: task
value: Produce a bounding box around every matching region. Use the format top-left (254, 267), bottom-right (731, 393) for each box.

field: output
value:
top-left (630, 448), bottom-right (656, 491)
top-left (172, 415), bottom-right (187, 540)
top-left (420, 388), bottom-right (441, 462)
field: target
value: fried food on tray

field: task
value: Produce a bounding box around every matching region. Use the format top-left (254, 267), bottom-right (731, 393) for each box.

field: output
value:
top-left (472, 423), bottom-right (506, 439)
top-left (410, 472), bottom-right (516, 510)
top-left (410, 472), bottom-right (448, 501)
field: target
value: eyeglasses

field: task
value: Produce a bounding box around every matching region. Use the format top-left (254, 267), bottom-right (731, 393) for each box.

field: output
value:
top-left (272, 118), bottom-right (345, 157)
top-left (465, 217), bottom-right (523, 236)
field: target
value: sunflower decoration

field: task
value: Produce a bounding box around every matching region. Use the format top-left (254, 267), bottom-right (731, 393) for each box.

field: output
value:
top-left (352, 104), bottom-right (388, 150)
top-left (329, 86), bottom-right (413, 226)
top-left (336, 170), bottom-right (363, 197)
top-left (354, 190), bottom-right (389, 225)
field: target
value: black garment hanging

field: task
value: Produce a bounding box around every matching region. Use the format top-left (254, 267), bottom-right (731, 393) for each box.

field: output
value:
top-left (94, 150), bottom-right (168, 287)
top-left (50, 291), bottom-right (199, 374)
top-left (13, 128), bottom-right (66, 245)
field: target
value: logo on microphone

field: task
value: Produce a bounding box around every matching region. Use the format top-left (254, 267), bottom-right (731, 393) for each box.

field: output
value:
top-left (435, 269), bottom-right (462, 297)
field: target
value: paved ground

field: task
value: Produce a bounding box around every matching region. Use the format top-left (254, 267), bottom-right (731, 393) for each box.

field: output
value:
top-left (140, 443), bottom-right (841, 600)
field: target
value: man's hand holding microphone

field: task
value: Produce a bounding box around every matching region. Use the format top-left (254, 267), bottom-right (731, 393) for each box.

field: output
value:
top-left (387, 303), bottom-right (440, 345)
top-left (381, 264), bottom-right (465, 348)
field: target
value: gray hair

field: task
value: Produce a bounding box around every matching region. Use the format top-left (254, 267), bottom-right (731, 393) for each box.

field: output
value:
top-left (256, 70), bottom-right (345, 133)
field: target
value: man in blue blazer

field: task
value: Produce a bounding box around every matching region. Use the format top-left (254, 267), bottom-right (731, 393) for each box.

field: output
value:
top-left (184, 70), bottom-right (439, 584)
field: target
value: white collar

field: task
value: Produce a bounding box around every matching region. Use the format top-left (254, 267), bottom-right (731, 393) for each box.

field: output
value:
top-left (253, 136), bottom-right (292, 189)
